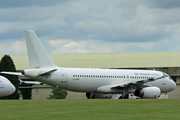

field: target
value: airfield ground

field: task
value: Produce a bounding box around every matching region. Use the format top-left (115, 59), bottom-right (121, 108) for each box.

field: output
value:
top-left (0, 99), bottom-right (179, 120)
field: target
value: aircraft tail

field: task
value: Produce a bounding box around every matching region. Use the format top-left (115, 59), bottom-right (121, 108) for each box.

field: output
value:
top-left (24, 30), bottom-right (56, 68)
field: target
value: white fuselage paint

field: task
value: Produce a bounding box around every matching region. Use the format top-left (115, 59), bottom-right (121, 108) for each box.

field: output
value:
top-left (0, 76), bottom-right (16, 97)
top-left (24, 67), bottom-right (176, 94)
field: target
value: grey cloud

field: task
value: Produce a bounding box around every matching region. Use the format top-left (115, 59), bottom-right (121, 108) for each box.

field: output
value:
top-left (115, 0), bottom-right (180, 9)
top-left (0, 0), bottom-right (180, 45)
top-left (148, 0), bottom-right (180, 9)
top-left (0, 0), bottom-right (73, 8)
top-left (0, 30), bottom-right (24, 40)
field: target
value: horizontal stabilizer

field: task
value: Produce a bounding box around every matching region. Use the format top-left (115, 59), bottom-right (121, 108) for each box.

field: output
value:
top-left (37, 69), bottom-right (58, 76)
top-left (1, 72), bottom-right (24, 76)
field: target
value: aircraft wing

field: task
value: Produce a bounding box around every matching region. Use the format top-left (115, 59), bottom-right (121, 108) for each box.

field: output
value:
top-left (111, 76), bottom-right (164, 89)
top-left (19, 79), bottom-right (45, 85)
top-left (1, 72), bottom-right (24, 76)
top-left (97, 76), bottom-right (164, 93)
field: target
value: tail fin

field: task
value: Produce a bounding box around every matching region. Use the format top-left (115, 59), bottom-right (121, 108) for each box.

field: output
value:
top-left (24, 30), bottom-right (56, 68)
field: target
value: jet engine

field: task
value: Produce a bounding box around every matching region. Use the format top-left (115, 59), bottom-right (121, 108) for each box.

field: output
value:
top-left (134, 87), bottom-right (161, 99)
top-left (86, 92), bottom-right (113, 99)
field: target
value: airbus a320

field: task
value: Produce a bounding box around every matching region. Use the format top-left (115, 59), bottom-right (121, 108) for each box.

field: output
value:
top-left (1, 30), bottom-right (176, 99)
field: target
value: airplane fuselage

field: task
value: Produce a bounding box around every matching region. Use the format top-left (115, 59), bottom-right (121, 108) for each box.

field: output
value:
top-left (23, 67), bottom-right (176, 94)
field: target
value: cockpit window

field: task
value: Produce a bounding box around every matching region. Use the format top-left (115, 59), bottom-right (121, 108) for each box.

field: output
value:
top-left (168, 75), bottom-right (172, 80)
top-left (163, 73), bottom-right (168, 77)
top-left (163, 73), bottom-right (172, 80)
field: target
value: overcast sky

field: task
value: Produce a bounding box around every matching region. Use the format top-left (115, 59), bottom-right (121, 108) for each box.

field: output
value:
top-left (0, 0), bottom-right (180, 55)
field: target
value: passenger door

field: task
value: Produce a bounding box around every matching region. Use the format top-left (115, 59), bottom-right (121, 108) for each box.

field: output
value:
top-left (61, 70), bottom-right (67, 83)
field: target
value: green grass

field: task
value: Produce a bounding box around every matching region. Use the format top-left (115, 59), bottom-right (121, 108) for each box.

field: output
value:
top-left (0, 99), bottom-right (179, 120)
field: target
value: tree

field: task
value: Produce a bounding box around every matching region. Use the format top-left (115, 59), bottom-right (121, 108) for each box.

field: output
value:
top-left (47, 87), bottom-right (68, 99)
top-left (19, 84), bottom-right (32, 99)
top-left (0, 55), bottom-right (20, 99)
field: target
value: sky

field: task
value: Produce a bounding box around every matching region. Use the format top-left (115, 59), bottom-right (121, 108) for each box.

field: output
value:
top-left (0, 0), bottom-right (180, 55)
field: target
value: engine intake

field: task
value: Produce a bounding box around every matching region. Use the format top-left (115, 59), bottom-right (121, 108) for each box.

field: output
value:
top-left (134, 87), bottom-right (161, 99)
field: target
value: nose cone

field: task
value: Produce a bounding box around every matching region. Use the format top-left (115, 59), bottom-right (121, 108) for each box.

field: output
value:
top-left (9, 84), bottom-right (16, 95)
top-left (172, 81), bottom-right (176, 91)
top-left (0, 76), bottom-right (16, 97)
top-left (4, 82), bottom-right (16, 96)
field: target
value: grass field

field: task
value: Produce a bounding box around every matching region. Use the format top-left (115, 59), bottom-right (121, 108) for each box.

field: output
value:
top-left (0, 99), bottom-right (179, 120)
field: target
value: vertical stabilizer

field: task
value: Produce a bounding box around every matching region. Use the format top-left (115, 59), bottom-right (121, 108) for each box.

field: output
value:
top-left (24, 30), bottom-right (56, 68)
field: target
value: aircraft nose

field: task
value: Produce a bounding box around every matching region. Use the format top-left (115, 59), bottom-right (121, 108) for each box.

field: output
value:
top-left (9, 84), bottom-right (16, 95)
top-left (4, 82), bottom-right (16, 96)
top-left (170, 80), bottom-right (176, 91)
top-left (172, 81), bottom-right (176, 90)
top-left (10, 84), bottom-right (16, 95)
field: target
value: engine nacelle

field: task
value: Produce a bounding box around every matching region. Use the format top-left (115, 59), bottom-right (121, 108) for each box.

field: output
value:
top-left (86, 93), bottom-right (113, 99)
top-left (134, 87), bottom-right (161, 99)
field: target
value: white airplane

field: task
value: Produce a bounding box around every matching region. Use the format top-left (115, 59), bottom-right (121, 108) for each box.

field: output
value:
top-left (1, 30), bottom-right (176, 99)
top-left (0, 76), bottom-right (16, 97)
